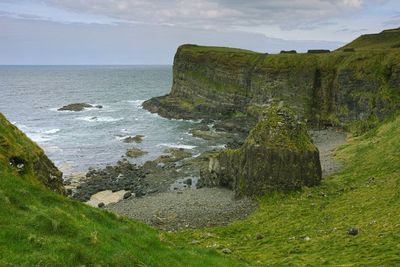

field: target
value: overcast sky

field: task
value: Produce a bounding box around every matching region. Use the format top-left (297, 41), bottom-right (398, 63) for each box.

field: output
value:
top-left (0, 0), bottom-right (399, 64)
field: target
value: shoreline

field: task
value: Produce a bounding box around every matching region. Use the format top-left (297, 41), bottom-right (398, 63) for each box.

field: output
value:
top-left (67, 126), bottom-right (347, 230)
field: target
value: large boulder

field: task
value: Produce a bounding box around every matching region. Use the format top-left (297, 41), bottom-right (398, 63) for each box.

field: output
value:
top-left (201, 105), bottom-right (322, 197)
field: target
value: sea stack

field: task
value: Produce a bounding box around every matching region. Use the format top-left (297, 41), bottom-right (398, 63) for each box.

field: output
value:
top-left (202, 104), bottom-right (322, 197)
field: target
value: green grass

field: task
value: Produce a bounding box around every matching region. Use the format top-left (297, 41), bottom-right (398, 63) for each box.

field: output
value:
top-left (179, 44), bottom-right (258, 55)
top-left (171, 112), bottom-right (400, 265)
top-left (0, 113), bottom-right (245, 267)
top-left (340, 27), bottom-right (400, 50)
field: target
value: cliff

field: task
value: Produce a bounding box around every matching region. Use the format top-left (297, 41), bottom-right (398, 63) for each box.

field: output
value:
top-left (0, 113), bottom-right (64, 194)
top-left (143, 30), bottom-right (400, 132)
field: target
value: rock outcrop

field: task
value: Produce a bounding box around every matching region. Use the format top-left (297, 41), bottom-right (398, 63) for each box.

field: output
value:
top-left (200, 105), bottom-right (322, 197)
top-left (58, 103), bottom-right (102, 112)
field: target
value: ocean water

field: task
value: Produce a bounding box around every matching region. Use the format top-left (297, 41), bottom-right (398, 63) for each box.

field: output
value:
top-left (0, 65), bottom-right (222, 176)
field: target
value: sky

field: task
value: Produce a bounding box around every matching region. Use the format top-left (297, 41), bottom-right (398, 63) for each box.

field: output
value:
top-left (0, 0), bottom-right (399, 65)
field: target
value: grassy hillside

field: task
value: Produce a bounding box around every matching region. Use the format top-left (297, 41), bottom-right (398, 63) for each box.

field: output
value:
top-left (173, 112), bottom-right (400, 265)
top-left (340, 28), bottom-right (400, 50)
top-left (0, 113), bottom-right (243, 266)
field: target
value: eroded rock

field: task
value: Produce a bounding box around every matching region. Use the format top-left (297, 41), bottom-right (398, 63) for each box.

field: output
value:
top-left (201, 105), bottom-right (322, 197)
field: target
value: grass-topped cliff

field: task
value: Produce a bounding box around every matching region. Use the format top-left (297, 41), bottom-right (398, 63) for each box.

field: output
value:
top-left (0, 113), bottom-right (242, 266)
top-left (143, 29), bottom-right (400, 134)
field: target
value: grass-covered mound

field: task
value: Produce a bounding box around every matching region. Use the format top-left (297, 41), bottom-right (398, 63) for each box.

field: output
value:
top-left (173, 112), bottom-right (400, 265)
top-left (340, 27), bottom-right (400, 50)
top-left (0, 113), bottom-right (243, 266)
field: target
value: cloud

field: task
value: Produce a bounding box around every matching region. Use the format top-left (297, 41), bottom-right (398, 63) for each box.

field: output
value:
top-left (0, 16), bottom-right (343, 64)
top-left (42, 0), bottom-right (366, 30)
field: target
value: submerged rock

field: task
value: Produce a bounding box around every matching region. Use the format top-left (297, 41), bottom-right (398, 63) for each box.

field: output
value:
top-left (123, 135), bottom-right (144, 143)
top-left (201, 105), bottom-right (322, 197)
top-left (58, 103), bottom-right (102, 112)
top-left (126, 147), bottom-right (148, 158)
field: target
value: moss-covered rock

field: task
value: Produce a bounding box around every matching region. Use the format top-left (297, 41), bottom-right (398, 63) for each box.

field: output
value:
top-left (125, 147), bottom-right (148, 158)
top-left (202, 105), bottom-right (322, 197)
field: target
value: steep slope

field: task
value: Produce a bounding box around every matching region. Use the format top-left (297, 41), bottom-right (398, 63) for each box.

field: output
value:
top-left (173, 112), bottom-right (400, 265)
top-left (340, 28), bottom-right (400, 50)
top-left (144, 31), bottom-right (400, 133)
top-left (0, 113), bottom-right (64, 194)
top-left (0, 113), bottom-right (243, 266)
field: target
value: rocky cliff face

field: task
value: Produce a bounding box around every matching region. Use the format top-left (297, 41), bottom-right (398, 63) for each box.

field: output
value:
top-left (200, 105), bottom-right (322, 197)
top-left (0, 113), bottom-right (64, 194)
top-left (143, 44), bottom-right (400, 132)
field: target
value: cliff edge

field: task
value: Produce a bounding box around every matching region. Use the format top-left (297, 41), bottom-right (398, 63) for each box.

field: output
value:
top-left (143, 30), bottom-right (400, 133)
top-left (0, 113), bottom-right (64, 194)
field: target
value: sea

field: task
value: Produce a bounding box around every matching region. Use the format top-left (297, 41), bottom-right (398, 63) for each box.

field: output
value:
top-left (0, 65), bottom-right (223, 176)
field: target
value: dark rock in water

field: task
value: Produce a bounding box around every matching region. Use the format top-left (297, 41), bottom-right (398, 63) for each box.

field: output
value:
top-left (126, 147), bottom-right (148, 158)
top-left (95, 105), bottom-right (103, 109)
top-left (191, 124), bottom-right (210, 132)
top-left (347, 227), bottom-right (359, 236)
top-left (58, 103), bottom-right (97, 112)
top-left (200, 105), bottom-right (322, 197)
top-left (123, 191), bottom-right (132, 199)
top-left (123, 135), bottom-right (144, 143)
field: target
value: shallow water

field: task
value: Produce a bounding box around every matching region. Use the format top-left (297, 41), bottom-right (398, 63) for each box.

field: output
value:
top-left (0, 65), bottom-right (223, 175)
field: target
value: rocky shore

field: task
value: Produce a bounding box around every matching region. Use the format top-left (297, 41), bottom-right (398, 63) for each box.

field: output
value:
top-left (66, 119), bottom-right (346, 230)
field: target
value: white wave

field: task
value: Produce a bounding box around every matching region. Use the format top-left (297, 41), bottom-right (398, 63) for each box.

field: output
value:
top-left (158, 143), bottom-right (197, 150)
top-left (43, 129), bottom-right (60, 134)
top-left (26, 133), bottom-right (51, 143)
top-left (11, 123), bottom-right (54, 142)
top-left (210, 144), bottom-right (226, 149)
top-left (128, 100), bottom-right (145, 108)
top-left (76, 116), bottom-right (123, 123)
top-left (43, 145), bottom-right (63, 153)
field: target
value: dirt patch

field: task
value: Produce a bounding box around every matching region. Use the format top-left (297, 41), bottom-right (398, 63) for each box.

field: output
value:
top-left (310, 128), bottom-right (347, 177)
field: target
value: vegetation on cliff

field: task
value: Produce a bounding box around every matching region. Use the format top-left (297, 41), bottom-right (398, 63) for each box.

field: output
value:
top-left (0, 113), bottom-right (64, 194)
top-left (143, 28), bottom-right (400, 134)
